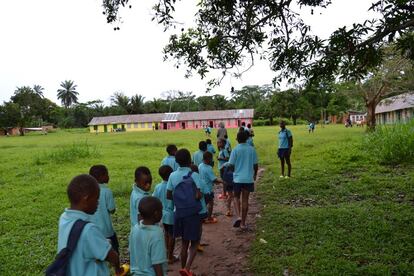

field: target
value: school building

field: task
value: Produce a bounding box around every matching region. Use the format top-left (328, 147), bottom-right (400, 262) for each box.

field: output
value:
top-left (375, 92), bottom-right (414, 124)
top-left (88, 109), bottom-right (254, 133)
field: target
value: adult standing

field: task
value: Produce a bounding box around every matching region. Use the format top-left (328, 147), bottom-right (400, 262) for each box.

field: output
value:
top-left (277, 121), bottom-right (293, 178)
top-left (216, 122), bottom-right (228, 140)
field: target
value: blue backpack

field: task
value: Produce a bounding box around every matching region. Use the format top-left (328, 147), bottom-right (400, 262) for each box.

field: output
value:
top-left (222, 165), bottom-right (234, 185)
top-left (45, 220), bottom-right (89, 276)
top-left (173, 172), bottom-right (202, 219)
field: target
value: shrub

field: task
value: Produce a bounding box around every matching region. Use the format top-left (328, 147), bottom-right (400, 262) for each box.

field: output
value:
top-left (364, 120), bottom-right (414, 165)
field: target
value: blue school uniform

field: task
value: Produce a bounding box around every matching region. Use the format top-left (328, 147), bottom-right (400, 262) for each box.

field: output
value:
top-left (247, 137), bottom-right (254, 147)
top-left (278, 129), bottom-right (292, 149)
top-left (58, 209), bottom-right (111, 276)
top-left (207, 144), bottom-right (216, 154)
top-left (198, 163), bottom-right (217, 194)
top-left (192, 150), bottom-right (204, 166)
top-left (229, 143), bottom-right (258, 184)
top-left (152, 181), bottom-right (174, 225)
top-left (225, 139), bottom-right (232, 152)
top-left (130, 222), bottom-right (168, 276)
top-left (130, 185), bottom-right (150, 226)
top-left (161, 155), bottom-right (179, 171)
top-left (90, 183), bottom-right (115, 238)
top-left (218, 148), bottom-right (230, 170)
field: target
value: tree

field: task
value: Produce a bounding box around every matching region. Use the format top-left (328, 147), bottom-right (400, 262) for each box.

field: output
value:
top-left (33, 85), bottom-right (45, 98)
top-left (130, 94), bottom-right (146, 114)
top-left (103, 1), bottom-right (414, 88)
top-left (57, 80), bottom-right (79, 108)
top-left (110, 92), bottom-right (130, 114)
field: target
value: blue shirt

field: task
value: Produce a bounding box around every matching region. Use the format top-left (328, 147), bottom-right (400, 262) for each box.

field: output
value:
top-left (161, 156), bottom-right (179, 171)
top-left (130, 222), bottom-right (168, 276)
top-left (278, 129), bottom-right (292, 149)
top-left (58, 209), bottom-right (111, 276)
top-left (152, 181), bottom-right (174, 225)
top-left (166, 167), bottom-right (207, 215)
top-left (130, 185), bottom-right (150, 226)
top-left (192, 150), bottom-right (204, 166)
top-left (229, 143), bottom-right (258, 184)
top-left (247, 137), bottom-right (254, 147)
top-left (225, 139), bottom-right (232, 152)
top-left (218, 148), bottom-right (230, 169)
top-left (198, 163), bottom-right (217, 194)
top-left (207, 144), bottom-right (216, 154)
top-left (90, 183), bottom-right (116, 237)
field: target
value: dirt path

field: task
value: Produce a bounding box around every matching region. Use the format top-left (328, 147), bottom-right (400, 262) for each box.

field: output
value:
top-left (168, 168), bottom-right (264, 276)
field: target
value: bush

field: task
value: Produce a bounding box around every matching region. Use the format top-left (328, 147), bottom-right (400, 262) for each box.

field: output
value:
top-left (254, 118), bottom-right (306, 126)
top-left (364, 120), bottom-right (414, 165)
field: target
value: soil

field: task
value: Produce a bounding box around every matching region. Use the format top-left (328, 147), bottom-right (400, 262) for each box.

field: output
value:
top-left (168, 168), bottom-right (264, 276)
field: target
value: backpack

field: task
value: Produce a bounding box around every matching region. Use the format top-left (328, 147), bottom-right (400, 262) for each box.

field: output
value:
top-left (173, 172), bottom-right (202, 219)
top-left (45, 220), bottom-right (89, 276)
top-left (222, 165), bottom-right (234, 185)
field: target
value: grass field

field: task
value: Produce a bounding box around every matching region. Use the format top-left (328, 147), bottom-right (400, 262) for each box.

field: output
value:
top-left (0, 125), bottom-right (413, 275)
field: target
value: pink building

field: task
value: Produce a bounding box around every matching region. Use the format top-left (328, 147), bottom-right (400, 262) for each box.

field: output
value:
top-left (89, 109), bottom-right (254, 133)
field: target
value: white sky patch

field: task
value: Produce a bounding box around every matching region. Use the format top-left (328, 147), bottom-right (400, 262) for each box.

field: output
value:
top-left (0, 0), bottom-right (376, 105)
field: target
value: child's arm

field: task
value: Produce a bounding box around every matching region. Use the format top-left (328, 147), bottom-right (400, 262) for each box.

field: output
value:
top-left (153, 264), bottom-right (163, 276)
top-left (166, 190), bottom-right (173, 200)
top-left (106, 249), bottom-right (123, 275)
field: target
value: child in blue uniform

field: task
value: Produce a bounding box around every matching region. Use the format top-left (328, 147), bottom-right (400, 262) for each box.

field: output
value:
top-left (152, 165), bottom-right (177, 264)
top-left (192, 141), bottom-right (207, 166)
top-left (167, 149), bottom-right (203, 276)
top-left (130, 167), bottom-right (152, 226)
top-left (199, 151), bottom-right (223, 223)
top-left (161, 144), bottom-right (179, 171)
top-left (89, 165), bottom-right (119, 253)
top-left (278, 121), bottom-right (293, 178)
top-left (130, 196), bottom-right (168, 276)
top-left (56, 174), bottom-right (122, 276)
top-left (229, 131), bottom-right (258, 230)
top-left (206, 139), bottom-right (216, 154)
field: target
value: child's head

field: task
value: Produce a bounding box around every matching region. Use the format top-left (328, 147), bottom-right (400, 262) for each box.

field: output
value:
top-left (159, 165), bottom-right (173, 182)
top-left (135, 166), bottom-right (152, 191)
top-left (203, 151), bottom-right (213, 166)
top-left (190, 164), bottom-right (199, 173)
top-left (206, 139), bottom-right (212, 145)
top-left (237, 130), bottom-right (249, 143)
top-left (176, 148), bottom-right (192, 167)
top-left (89, 165), bottom-right (109, 184)
top-left (280, 120), bottom-right (286, 129)
top-left (247, 123), bottom-right (251, 129)
top-left (198, 141), bottom-right (207, 151)
top-left (138, 196), bottom-right (162, 224)
top-left (241, 122), bottom-right (246, 127)
top-left (166, 144), bottom-right (178, 156)
top-left (67, 174), bottom-right (100, 215)
top-left (217, 138), bottom-right (225, 149)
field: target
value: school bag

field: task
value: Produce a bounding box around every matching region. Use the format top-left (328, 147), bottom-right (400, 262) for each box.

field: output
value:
top-left (222, 165), bottom-right (234, 185)
top-left (173, 172), bottom-right (202, 219)
top-left (45, 219), bottom-right (89, 276)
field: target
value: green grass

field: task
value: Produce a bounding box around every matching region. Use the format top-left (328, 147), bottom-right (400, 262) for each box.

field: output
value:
top-left (0, 125), bottom-right (413, 275)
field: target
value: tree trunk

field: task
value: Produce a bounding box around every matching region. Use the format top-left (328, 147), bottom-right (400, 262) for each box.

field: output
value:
top-left (366, 101), bottom-right (377, 132)
top-left (269, 116), bottom-right (273, 125)
top-left (19, 126), bottom-right (25, 136)
top-left (292, 116), bottom-right (297, 125)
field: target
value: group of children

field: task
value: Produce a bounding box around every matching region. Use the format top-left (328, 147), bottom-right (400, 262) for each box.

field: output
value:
top-left (53, 127), bottom-right (258, 276)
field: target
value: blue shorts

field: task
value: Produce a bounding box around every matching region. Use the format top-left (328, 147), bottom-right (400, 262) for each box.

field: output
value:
top-left (174, 214), bottom-right (201, 241)
top-left (204, 192), bottom-right (214, 204)
top-left (278, 148), bottom-right (291, 159)
top-left (233, 183), bottom-right (254, 194)
top-left (163, 223), bottom-right (174, 236)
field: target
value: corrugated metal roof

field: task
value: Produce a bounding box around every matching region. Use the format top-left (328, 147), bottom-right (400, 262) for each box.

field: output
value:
top-left (375, 92), bottom-right (414, 114)
top-left (88, 109), bottom-right (254, 125)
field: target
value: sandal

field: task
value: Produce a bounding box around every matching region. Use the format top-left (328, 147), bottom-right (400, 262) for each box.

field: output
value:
top-left (203, 217), bottom-right (218, 224)
top-left (233, 218), bottom-right (241, 228)
top-left (225, 211), bottom-right (232, 217)
top-left (197, 244), bottom-right (204, 252)
top-left (179, 268), bottom-right (194, 276)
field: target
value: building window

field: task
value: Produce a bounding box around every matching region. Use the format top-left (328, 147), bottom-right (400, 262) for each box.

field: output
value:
top-left (113, 124), bottom-right (118, 129)
top-left (93, 125), bottom-right (98, 130)
top-left (141, 122), bottom-right (145, 128)
top-left (147, 123), bottom-right (152, 128)
top-left (134, 123), bottom-right (138, 128)
top-left (188, 121), bottom-right (193, 127)
top-left (127, 123), bottom-right (131, 129)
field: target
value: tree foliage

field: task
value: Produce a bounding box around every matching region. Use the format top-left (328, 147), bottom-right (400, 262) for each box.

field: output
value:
top-left (57, 80), bottom-right (79, 108)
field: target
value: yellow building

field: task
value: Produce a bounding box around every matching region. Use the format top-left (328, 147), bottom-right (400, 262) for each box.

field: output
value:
top-left (88, 113), bottom-right (164, 133)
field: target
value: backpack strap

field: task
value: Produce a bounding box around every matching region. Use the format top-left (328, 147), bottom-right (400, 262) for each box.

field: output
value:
top-left (67, 219), bottom-right (89, 252)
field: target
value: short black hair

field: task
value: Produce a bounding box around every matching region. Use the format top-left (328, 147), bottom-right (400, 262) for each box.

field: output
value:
top-left (135, 166), bottom-right (151, 181)
top-left (203, 151), bottom-right (213, 161)
top-left (166, 144), bottom-right (177, 155)
top-left (241, 122), bottom-right (246, 126)
top-left (89, 165), bottom-right (108, 182)
top-left (159, 165), bottom-right (173, 181)
top-left (239, 127), bottom-right (245, 133)
top-left (199, 141), bottom-right (207, 151)
top-left (67, 174), bottom-right (99, 205)
top-left (247, 123), bottom-right (251, 128)
top-left (206, 139), bottom-right (212, 144)
top-left (138, 196), bottom-right (162, 220)
top-left (176, 149), bottom-right (191, 167)
top-left (237, 130), bottom-right (249, 143)
top-left (190, 164), bottom-right (199, 173)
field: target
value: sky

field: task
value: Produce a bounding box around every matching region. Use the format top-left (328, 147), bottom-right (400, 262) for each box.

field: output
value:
top-left (0, 0), bottom-right (377, 106)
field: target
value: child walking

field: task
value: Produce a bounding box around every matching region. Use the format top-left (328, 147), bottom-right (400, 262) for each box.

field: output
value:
top-left (206, 139), bottom-right (216, 154)
top-left (229, 131), bottom-right (258, 230)
top-left (217, 138), bottom-right (230, 200)
top-left (130, 167), bottom-right (152, 226)
top-left (167, 149), bottom-right (203, 276)
top-left (161, 144), bottom-right (179, 171)
top-left (54, 174), bottom-right (122, 276)
top-left (152, 165), bottom-right (177, 264)
top-left (89, 165), bottom-right (119, 253)
top-left (192, 141), bottom-right (207, 166)
top-left (130, 196), bottom-right (168, 276)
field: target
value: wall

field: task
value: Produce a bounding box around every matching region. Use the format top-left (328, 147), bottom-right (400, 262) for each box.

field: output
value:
top-left (376, 108), bottom-right (414, 124)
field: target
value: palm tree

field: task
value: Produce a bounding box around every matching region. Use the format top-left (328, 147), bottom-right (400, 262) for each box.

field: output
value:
top-left (110, 92), bottom-right (130, 114)
top-left (57, 80), bottom-right (79, 108)
top-left (130, 94), bottom-right (145, 114)
top-left (33, 85), bottom-right (44, 98)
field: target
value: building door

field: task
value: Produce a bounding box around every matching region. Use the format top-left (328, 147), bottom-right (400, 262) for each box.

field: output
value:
top-left (237, 120), bottom-right (241, 127)
top-left (163, 123), bottom-right (168, 130)
top-left (209, 121), bottom-right (214, 128)
top-left (121, 124), bottom-right (125, 131)
top-left (181, 122), bottom-right (186, 129)
top-left (104, 125), bottom-right (107, 132)
top-left (155, 123), bottom-right (159, 130)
